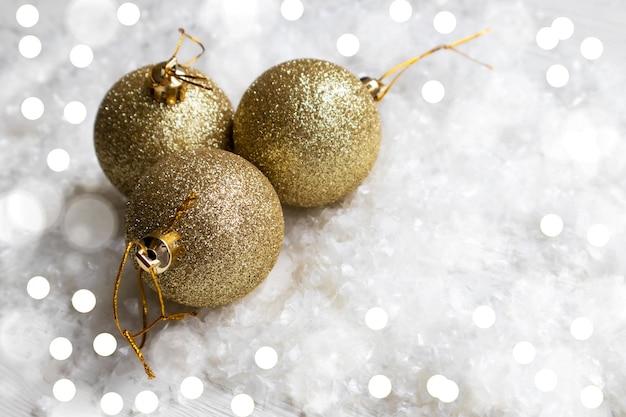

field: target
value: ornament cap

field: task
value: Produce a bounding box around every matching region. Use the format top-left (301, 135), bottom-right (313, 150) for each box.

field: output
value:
top-left (147, 57), bottom-right (188, 105)
top-left (360, 77), bottom-right (388, 102)
top-left (136, 230), bottom-right (183, 274)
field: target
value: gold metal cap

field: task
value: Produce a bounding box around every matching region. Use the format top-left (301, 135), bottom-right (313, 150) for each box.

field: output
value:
top-left (147, 57), bottom-right (188, 105)
top-left (135, 230), bottom-right (183, 274)
top-left (360, 77), bottom-right (388, 102)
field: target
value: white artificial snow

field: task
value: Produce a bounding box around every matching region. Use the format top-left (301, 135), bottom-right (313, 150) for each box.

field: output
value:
top-left (1, 0), bottom-right (625, 416)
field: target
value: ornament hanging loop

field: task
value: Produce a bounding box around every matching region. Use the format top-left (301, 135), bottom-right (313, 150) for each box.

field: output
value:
top-left (113, 192), bottom-right (199, 379)
top-left (172, 28), bottom-right (206, 68)
top-left (148, 29), bottom-right (212, 105)
top-left (363, 28), bottom-right (493, 101)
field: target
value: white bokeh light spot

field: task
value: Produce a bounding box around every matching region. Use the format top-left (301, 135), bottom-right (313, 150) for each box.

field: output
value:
top-left (280, 0), bottom-right (303, 21)
top-left (438, 379), bottom-right (460, 403)
top-left (389, 0), bottom-right (412, 23)
top-left (536, 27), bottom-right (559, 50)
top-left (365, 307), bottom-right (389, 330)
top-left (180, 376), bottom-right (204, 400)
top-left (255, 346), bottom-right (278, 370)
top-left (16, 4), bottom-right (39, 27)
top-left (337, 33), bottom-right (360, 57)
top-left (117, 3), bottom-right (140, 26)
top-left (433, 11), bottom-right (456, 34)
top-left (581, 385), bottom-right (603, 409)
top-left (551, 17), bottom-right (574, 40)
top-left (64, 195), bottom-right (117, 251)
top-left (53, 379), bottom-right (76, 402)
top-left (512, 341), bottom-right (536, 365)
top-left (15, 179), bottom-right (64, 232)
top-left (580, 37), bottom-right (603, 60)
top-left (65, 0), bottom-right (118, 46)
top-left (421, 80), bottom-right (445, 104)
top-left (21, 96), bottom-right (44, 120)
top-left (535, 369), bottom-right (558, 392)
top-left (93, 332), bottom-right (117, 356)
top-left (587, 224), bottom-right (610, 247)
top-left (427, 375), bottom-right (447, 398)
top-left (540, 213), bottom-right (563, 237)
top-left (546, 64), bottom-right (569, 88)
top-left (64, 101), bottom-right (87, 124)
top-left (4, 190), bottom-right (46, 235)
top-left (70, 44), bottom-right (94, 68)
top-left (473, 305), bottom-right (496, 329)
top-left (27, 275), bottom-right (50, 299)
top-left (135, 390), bottom-right (159, 414)
top-left (18, 35), bottom-right (42, 58)
top-left (72, 289), bottom-right (96, 313)
top-left (101, 392), bottom-right (124, 416)
top-left (231, 394), bottom-right (255, 417)
top-left (49, 337), bottom-right (73, 360)
top-left (427, 375), bottom-right (459, 402)
top-left (570, 317), bottom-right (594, 340)
top-left (368, 375), bottom-right (392, 399)
top-left (47, 149), bottom-right (71, 172)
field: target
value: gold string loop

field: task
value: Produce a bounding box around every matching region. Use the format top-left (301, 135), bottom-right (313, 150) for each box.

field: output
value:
top-left (172, 28), bottom-right (206, 68)
top-left (364, 28), bottom-right (493, 102)
top-left (113, 192), bottom-right (199, 379)
top-left (168, 28), bottom-right (211, 90)
top-left (164, 191), bottom-right (198, 233)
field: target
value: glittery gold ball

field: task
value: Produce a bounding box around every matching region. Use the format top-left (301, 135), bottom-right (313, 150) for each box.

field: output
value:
top-left (125, 149), bottom-right (284, 308)
top-left (233, 58), bottom-right (382, 207)
top-left (94, 65), bottom-right (233, 196)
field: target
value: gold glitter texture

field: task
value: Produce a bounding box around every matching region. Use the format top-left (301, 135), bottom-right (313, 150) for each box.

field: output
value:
top-left (125, 149), bottom-right (284, 308)
top-left (94, 65), bottom-right (233, 196)
top-left (233, 58), bottom-right (382, 208)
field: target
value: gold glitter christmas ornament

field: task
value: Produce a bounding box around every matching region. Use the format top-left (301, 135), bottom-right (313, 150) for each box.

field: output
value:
top-left (94, 29), bottom-right (233, 196)
top-left (234, 58), bottom-right (381, 208)
top-left (233, 29), bottom-right (492, 208)
top-left (114, 148), bottom-right (284, 378)
top-left (125, 148), bottom-right (283, 307)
